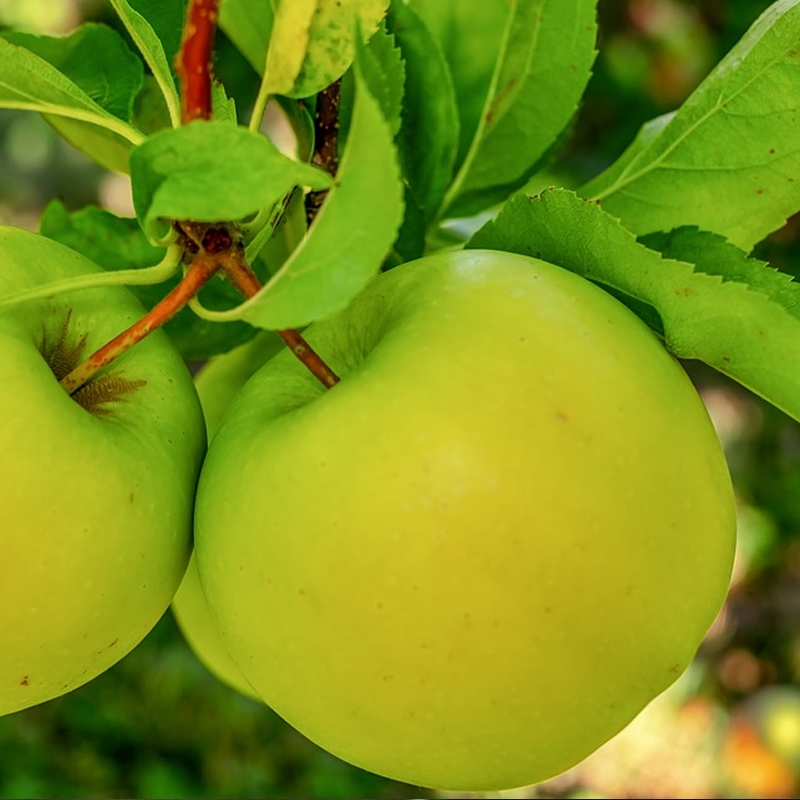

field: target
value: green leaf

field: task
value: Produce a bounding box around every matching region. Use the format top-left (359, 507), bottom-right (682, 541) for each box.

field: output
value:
top-left (468, 187), bottom-right (800, 424)
top-left (108, 0), bottom-right (183, 127)
top-left (263, 0), bottom-right (317, 95)
top-left (386, 0), bottom-right (459, 260)
top-left (40, 201), bottom-right (164, 270)
top-left (1, 23), bottom-right (151, 171)
top-left (124, 0), bottom-right (188, 69)
top-left (205, 51), bottom-right (404, 330)
top-left (407, 0), bottom-right (508, 173)
top-left (580, 0), bottom-right (800, 251)
top-left (2, 24), bottom-right (144, 121)
top-left (129, 121), bottom-right (334, 240)
top-left (641, 227), bottom-right (800, 316)
top-left (56, 75), bottom-right (173, 175)
top-left (0, 29), bottom-right (144, 145)
top-left (442, 0), bottom-right (598, 218)
top-left (45, 116), bottom-right (136, 173)
top-left (219, 0), bottom-right (275, 76)
top-left (40, 201), bottom-right (260, 359)
top-left (356, 20), bottom-right (404, 137)
top-left (265, 0), bottom-right (390, 98)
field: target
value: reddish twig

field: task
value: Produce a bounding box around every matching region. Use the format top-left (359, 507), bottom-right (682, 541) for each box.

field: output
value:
top-left (306, 79), bottom-right (342, 224)
top-left (222, 250), bottom-right (340, 389)
top-left (59, 255), bottom-right (221, 396)
top-left (175, 0), bottom-right (221, 123)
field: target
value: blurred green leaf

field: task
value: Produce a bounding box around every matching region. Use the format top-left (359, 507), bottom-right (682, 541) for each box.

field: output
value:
top-left (3, 24), bottom-right (144, 121)
top-left (45, 116), bottom-right (135, 173)
top-left (218, 0), bottom-right (275, 76)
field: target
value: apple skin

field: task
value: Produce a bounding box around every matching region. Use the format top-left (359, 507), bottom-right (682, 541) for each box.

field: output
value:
top-left (0, 226), bottom-right (206, 715)
top-left (194, 249), bottom-right (736, 790)
top-left (172, 332), bottom-right (283, 700)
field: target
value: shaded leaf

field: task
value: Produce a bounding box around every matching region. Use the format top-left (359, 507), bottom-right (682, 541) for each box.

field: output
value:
top-left (407, 0), bottom-right (508, 173)
top-left (108, 0), bottom-right (182, 126)
top-left (219, 0), bottom-right (275, 75)
top-left (3, 24), bottom-right (143, 121)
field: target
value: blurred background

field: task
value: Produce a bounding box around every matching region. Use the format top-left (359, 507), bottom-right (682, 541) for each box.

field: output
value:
top-left (2, 0), bottom-right (800, 797)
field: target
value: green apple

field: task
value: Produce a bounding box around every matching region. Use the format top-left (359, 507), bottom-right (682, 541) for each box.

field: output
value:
top-left (194, 248), bottom-right (736, 790)
top-left (0, 226), bottom-right (206, 716)
top-left (172, 332), bottom-right (283, 700)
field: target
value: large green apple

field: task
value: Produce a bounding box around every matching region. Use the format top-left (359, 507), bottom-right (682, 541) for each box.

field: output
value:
top-left (194, 249), bottom-right (736, 790)
top-left (0, 226), bottom-right (206, 715)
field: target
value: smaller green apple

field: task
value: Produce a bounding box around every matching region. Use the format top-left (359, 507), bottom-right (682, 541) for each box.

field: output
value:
top-left (0, 226), bottom-right (206, 715)
top-left (194, 248), bottom-right (736, 791)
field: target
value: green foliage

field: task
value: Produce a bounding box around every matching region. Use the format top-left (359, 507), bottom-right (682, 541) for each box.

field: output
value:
top-left (218, 0), bottom-right (275, 77)
top-left (385, 0), bottom-right (458, 260)
top-left (107, 0), bottom-right (183, 126)
top-left (213, 57), bottom-right (404, 330)
top-left (130, 121), bottom-right (332, 240)
top-left (580, 0), bottom-right (800, 251)
top-left (0, 25), bottom-right (144, 158)
top-left (440, 0), bottom-right (598, 218)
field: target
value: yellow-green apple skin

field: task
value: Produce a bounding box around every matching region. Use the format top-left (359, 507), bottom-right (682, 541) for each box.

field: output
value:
top-left (0, 226), bottom-right (206, 715)
top-left (194, 249), bottom-right (736, 790)
top-left (172, 332), bottom-right (282, 700)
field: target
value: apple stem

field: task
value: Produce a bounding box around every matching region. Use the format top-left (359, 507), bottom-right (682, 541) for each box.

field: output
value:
top-left (220, 247), bottom-right (341, 389)
top-left (59, 253), bottom-right (221, 396)
top-left (175, 0), bottom-right (220, 123)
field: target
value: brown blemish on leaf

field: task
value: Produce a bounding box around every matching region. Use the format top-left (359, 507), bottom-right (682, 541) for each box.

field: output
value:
top-left (19, 676), bottom-right (29, 686)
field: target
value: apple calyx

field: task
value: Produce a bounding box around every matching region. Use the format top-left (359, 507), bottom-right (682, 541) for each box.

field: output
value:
top-left (43, 310), bottom-right (146, 414)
